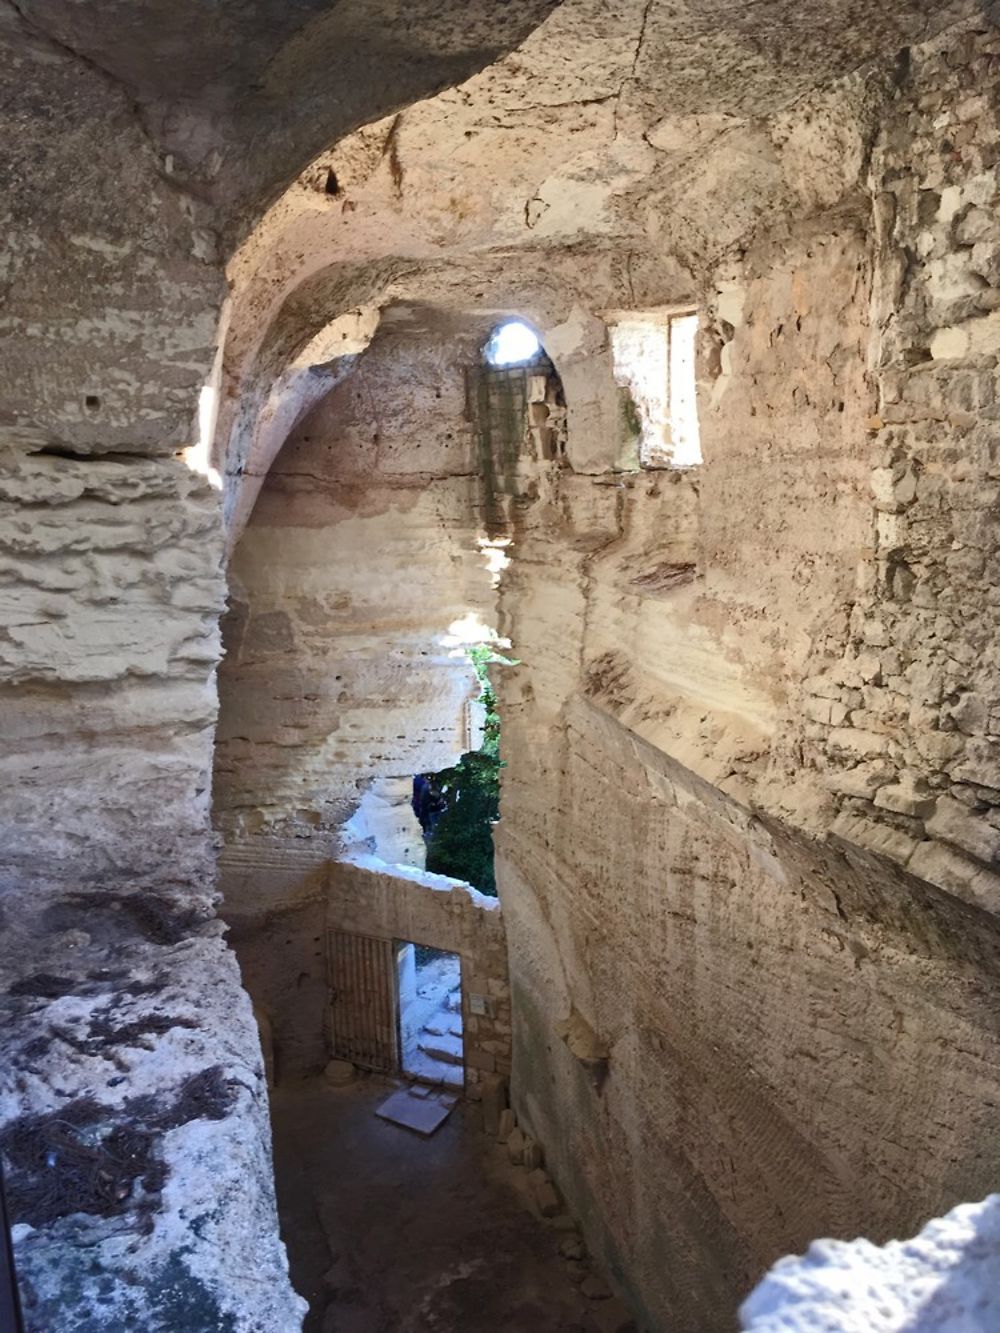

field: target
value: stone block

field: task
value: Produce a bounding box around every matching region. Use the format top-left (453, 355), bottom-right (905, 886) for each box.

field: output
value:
top-left (803, 674), bottom-right (842, 701)
top-left (528, 1168), bottom-right (561, 1216)
top-left (804, 696), bottom-right (834, 725)
top-left (909, 840), bottom-right (981, 898)
top-left (831, 811), bottom-right (919, 865)
top-left (828, 727), bottom-right (892, 759)
top-left (913, 729), bottom-right (966, 765)
top-left (497, 1108), bottom-right (516, 1142)
top-left (873, 776), bottom-right (936, 818)
top-left (324, 1059), bottom-right (355, 1086)
top-left (949, 692), bottom-right (989, 735)
top-left (824, 762), bottom-right (891, 799)
top-left (872, 465), bottom-right (906, 512)
top-left (925, 796), bottom-right (1000, 866)
top-left (507, 1126), bottom-right (526, 1164)
top-left (479, 1072), bottom-right (506, 1136)
top-left (952, 737), bottom-right (1000, 788)
top-left (522, 1135), bottom-right (544, 1170)
top-left (466, 1046), bottom-right (496, 1074)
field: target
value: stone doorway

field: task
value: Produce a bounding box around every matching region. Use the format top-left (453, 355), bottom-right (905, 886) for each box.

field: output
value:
top-left (396, 942), bottom-right (465, 1089)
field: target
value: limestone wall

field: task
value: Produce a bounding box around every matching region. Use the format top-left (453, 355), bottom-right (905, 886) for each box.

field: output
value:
top-left (215, 321), bottom-right (496, 855)
top-left (0, 32), bottom-right (302, 1331)
top-left (220, 842), bottom-right (331, 1082)
top-left (499, 697), bottom-right (1000, 1327)
top-left (8, 3), bottom-right (1000, 1330)
top-left (214, 320), bottom-right (506, 1090)
top-left (492, 23), bottom-right (1000, 1328)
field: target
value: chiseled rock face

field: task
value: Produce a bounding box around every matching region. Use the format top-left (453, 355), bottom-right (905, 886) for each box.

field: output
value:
top-left (215, 321), bottom-right (497, 854)
top-left (741, 1196), bottom-right (1000, 1332)
top-left (212, 19), bottom-right (1000, 1321)
top-left (0, 444), bottom-right (225, 890)
top-left (798, 21), bottom-right (1000, 912)
top-left (213, 319), bottom-right (502, 1086)
top-left (2, 1), bottom-right (562, 1322)
top-left (7, 2), bottom-right (1000, 1332)
top-left (482, 21), bottom-right (1000, 1331)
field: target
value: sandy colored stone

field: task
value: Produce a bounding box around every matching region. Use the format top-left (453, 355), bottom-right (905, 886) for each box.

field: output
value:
top-left (8, 5), bottom-right (1000, 1332)
top-left (324, 1059), bottom-right (356, 1086)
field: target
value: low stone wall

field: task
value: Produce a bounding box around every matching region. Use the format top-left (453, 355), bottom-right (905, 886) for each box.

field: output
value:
top-left (328, 855), bottom-right (511, 1095)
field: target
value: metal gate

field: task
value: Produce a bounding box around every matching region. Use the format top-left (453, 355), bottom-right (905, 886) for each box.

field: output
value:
top-left (327, 930), bottom-right (398, 1072)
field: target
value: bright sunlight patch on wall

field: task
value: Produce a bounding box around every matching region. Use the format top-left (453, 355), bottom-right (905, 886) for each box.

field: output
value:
top-left (609, 310), bottom-right (701, 467)
top-left (182, 383), bottom-right (222, 488)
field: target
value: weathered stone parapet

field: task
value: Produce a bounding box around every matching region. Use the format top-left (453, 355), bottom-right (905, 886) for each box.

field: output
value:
top-left (1, 877), bottom-right (305, 1332)
top-left (741, 1194), bottom-right (1000, 1332)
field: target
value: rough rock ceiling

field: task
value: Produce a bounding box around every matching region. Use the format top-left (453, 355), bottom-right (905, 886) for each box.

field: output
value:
top-left (214, 0), bottom-right (982, 530)
top-left (3, 0), bottom-right (976, 231)
top-left (0, 0), bottom-right (982, 450)
top-left (3, 0), bottom-right (562, 220)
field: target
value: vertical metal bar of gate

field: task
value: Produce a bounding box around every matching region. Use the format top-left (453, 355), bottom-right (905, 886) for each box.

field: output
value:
top-left (327, 930), bottom-right (398, 1072)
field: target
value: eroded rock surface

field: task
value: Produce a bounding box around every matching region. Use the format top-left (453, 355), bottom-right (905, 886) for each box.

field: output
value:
top-left (7, 0), bottom-right (1000, 1329)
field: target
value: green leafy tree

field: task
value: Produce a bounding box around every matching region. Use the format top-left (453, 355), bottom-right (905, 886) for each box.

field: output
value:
top-left (424, 645), bottom-right (510, 896)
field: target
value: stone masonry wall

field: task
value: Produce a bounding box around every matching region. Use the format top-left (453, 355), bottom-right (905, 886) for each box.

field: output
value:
top-left (328, 856), bottom-right (511, 1097)
top-left (802, 21), bottom-right (1000, 911)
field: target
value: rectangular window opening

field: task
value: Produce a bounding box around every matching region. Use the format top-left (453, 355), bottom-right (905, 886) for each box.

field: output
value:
top-left (609, 308), bottom-right (702, 468)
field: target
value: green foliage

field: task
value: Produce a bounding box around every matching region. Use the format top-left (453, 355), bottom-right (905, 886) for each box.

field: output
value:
top-left (424, 645), bottom-right (512, 897)
top-left (424, 751), bottom-right (501, 896)
top-left (467, 642), bottom-right (502, 760)
top-left (619, 384), bottom-right (643, 441)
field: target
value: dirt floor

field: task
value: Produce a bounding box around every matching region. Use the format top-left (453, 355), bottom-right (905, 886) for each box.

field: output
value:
top-left (270, 1075), bottom-right (633, 1332)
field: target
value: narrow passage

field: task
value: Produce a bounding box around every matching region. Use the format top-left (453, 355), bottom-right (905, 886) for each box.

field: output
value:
top-left (270, 1076), bottom-right (627, 1333)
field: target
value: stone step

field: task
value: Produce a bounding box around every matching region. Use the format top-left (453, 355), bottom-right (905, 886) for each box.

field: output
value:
top-left (418, 1034), bottom-right (464, 1066)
